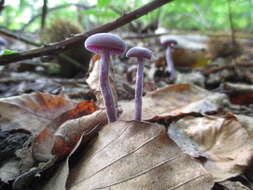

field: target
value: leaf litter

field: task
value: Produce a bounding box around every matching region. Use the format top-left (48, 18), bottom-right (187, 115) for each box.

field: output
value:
top-left (2, 32), bottom-right (253, 190)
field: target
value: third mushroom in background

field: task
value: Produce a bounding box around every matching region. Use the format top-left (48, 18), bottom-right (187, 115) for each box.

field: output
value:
top-left (126, 47), bottom-right (152, 121)
top-left (162, 39), bottom-right (178, 79)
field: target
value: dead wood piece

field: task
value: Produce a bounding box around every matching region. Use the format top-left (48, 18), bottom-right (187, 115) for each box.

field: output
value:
top-left (202, 63), bottom-right (253, 75)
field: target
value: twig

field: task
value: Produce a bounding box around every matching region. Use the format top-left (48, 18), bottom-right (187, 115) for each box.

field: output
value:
top-left (0, 0), bottom-right (174, 65)
top-left (202, 63), bottom-right (253, 75)
top-left (0, 76), bottom-right (86, 85)
top-left (0, 27), bottom-right (41, 46)
top-left (20, 3), bottom-right (95, 32)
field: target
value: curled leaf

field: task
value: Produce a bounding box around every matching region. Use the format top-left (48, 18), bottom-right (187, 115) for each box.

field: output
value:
top-left (169, 114), bottom-right (253, 181)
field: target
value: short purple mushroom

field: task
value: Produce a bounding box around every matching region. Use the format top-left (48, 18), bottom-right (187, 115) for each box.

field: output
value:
top-left (85, 33), bottom-right (126, 123)
top-left (126, 47), bottom-right (152, 121)
top-left (162, 39), bottom-right (177, 79)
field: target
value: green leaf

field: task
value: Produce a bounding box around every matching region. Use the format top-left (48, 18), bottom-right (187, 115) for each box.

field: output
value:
top-left (1, 49), bottom-right (18, 55)
top-left (98, 0), bottom-right (112, 7)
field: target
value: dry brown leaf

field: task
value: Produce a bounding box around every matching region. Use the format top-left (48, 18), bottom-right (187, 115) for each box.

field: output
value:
top-left (52, 110), bottom-right (107, 158)
top-left (235, 115), bottom-right (253, 136)
top-left (218, 180), bottom-right (250, 190)
top-left (33, 102), bottom-right (99, 161)
top-left (120, 84), bottom-right (226, 121)
top-left (0, 92), bottom-right (75, 134)
top-left (66, 121), bottom-right (214, 190)
top-left (0, 92), bottom-right (75, 182)
top-left (11, 111), bottom-right (107, 189)
top-left (0, 92), bottom-right (100, 183)
top-left (168, 114), bottom-right (253, 181)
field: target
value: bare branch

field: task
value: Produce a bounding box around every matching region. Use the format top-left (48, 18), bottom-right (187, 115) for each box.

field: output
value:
top-left (0, 27), bottom-right (41, 46)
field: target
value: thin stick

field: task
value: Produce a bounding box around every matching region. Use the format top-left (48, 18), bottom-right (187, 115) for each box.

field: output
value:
top-left (0, 0), bottom-right (174, 65)
top-left (202, 63), bottom-right (253, 75)
top-left (0, 27), bottom-right (41, 46)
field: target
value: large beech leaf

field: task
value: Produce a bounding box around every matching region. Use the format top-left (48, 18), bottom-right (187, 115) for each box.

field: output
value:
top-left (168, 114), bottom-right (253, 181)
top-left (120, 84), bottom-right (226, 121)
top-left (66, 121), bottom-right (214, 190)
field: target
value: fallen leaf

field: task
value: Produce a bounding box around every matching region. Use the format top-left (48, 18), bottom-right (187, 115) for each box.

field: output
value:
top-left (33, 101), bottom-right (99, 161)
top-left (52, 110), bottom-right (107, 159)
top-left (0, 159), bottom-right (20, 183)
top-left (168, 114), bottom-right (253, 181)
top-left (235, 115), bottom-right (253, 136)
top-left (38, 121), bottom-right (101, 190)
top-left (218, 180), bottom-right (251, 190)
top-left (120, 84), bottom-right (226, 121)
top-left (12, 110), bottom-right (107, 189)
top-left (0, 92), bottom-right (75, 134)
top-left (66, 121), bottom-right (214, 190)
top-left (0, 92), bottom-right (99, 183)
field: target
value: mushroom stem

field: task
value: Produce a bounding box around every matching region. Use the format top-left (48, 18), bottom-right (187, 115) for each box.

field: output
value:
top-left (100, 49), bottom-right (117, 122)
top-left (165, 47), bottom-right (175, 79)
top-left (135, 58), bottom-right (144, 121)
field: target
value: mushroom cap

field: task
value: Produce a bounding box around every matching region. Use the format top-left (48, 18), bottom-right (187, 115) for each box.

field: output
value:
top-left (85, 33), bottom-right (126, 55)
top-left (0, 37), bottom-right (7, 46)
top-left (126, 47), bottom-right (152, 60)
top-left (162, 39), bottom-right (178, 48)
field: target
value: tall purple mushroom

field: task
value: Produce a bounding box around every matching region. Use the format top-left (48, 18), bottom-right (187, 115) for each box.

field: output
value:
top-left (126, 47), bottom-right (152, 121)
top-left (162, 39), bottom-right (177, 79)
top-left (85, 33), bottom-right (126, 123)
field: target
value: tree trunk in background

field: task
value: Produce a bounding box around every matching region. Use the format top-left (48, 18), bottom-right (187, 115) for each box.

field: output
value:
top-left (41, 0), bottom-right (48, 29)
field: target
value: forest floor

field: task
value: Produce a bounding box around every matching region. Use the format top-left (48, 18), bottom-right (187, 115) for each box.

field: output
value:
top-left (1, 31), bottom-right (253, 190)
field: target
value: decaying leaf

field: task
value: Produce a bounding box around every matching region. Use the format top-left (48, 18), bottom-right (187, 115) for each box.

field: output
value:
top-left (0, 92), bottom-right (99, 184)
top-left (218, 180), bottom-right (251, 190)
top-left (66, 121), bottom-right (214, 190)
top-left (168, 114), bottom-right (253, 181)
top-left (236, 115), bottom-right (253, 136)
top-left (0, 92), bottom-right (75, 134)
top-left (52, 110), bottom-right (107, 159)
top-left (9, 110), bottom-right (106, 190)
top-left (33, 101), bottom-right (99, 161)
top-left (120, 84), bottom-right (226, 121)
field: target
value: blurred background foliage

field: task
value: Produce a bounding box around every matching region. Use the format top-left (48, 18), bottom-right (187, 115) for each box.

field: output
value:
top-left (0, 0), bottom-right (252, 33)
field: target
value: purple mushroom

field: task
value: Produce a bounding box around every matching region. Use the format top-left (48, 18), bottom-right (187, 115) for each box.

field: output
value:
top-left (162, 39), bottom-right (177, 79)
top-left (126, 47), bottom-right (152, 121)
top-left (85, 33), bottom-right (126, 123)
